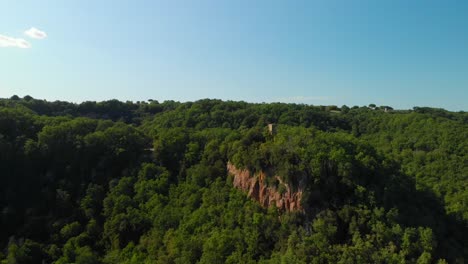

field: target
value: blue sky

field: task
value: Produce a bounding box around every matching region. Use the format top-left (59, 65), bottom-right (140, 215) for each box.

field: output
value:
top-left (1, 0), bottom-right (467, 110)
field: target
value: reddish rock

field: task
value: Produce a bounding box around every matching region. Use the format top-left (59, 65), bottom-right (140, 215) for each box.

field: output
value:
top-left (227, 162), bottom-right (303, 212)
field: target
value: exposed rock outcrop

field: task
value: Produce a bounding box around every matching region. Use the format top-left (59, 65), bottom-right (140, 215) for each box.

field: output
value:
top-left (227, 162), bottom-right (303, 212)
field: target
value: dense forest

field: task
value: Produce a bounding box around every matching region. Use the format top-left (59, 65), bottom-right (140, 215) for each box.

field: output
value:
top-left (0, 95), bottom-right (466, 263)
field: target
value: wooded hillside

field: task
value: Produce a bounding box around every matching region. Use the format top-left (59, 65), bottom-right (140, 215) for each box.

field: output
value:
top-left (0, 96), bottom-right (466, 263)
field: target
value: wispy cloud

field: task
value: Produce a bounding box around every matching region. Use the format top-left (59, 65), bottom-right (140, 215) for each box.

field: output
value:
top-left (24, 27), bottom-right (47, 39)
top-left (0, 34), bottom-right (31, 48)
top-left (1, 27), bottom-right (47, 49)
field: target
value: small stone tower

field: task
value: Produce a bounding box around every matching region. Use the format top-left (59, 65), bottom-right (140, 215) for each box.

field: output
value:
top-left (268, 123), bottom-right (277, 136)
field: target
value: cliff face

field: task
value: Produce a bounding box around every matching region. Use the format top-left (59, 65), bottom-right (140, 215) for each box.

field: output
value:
top-left (227, 162), bottom-right (303, 212)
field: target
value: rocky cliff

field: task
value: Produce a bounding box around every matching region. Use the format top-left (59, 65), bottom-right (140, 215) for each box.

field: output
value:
top-left (227, 162), bottom-right (303, 212)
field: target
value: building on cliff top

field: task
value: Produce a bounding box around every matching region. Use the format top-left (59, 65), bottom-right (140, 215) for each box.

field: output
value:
top-left (268, 123), bottom-right (277, 135)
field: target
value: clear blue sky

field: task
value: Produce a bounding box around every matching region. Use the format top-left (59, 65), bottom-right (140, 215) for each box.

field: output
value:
top-left (1, 0), bottom-right (467, 110)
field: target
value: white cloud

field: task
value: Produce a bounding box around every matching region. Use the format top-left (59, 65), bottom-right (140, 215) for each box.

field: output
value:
top-left (24, 27), bottom-right (47, 39)
top-left (0, 34), bottom-right (31, 48)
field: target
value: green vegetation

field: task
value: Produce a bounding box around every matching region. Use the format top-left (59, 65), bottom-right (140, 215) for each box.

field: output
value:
top-left (0, 96), bottom-right (466, 263)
